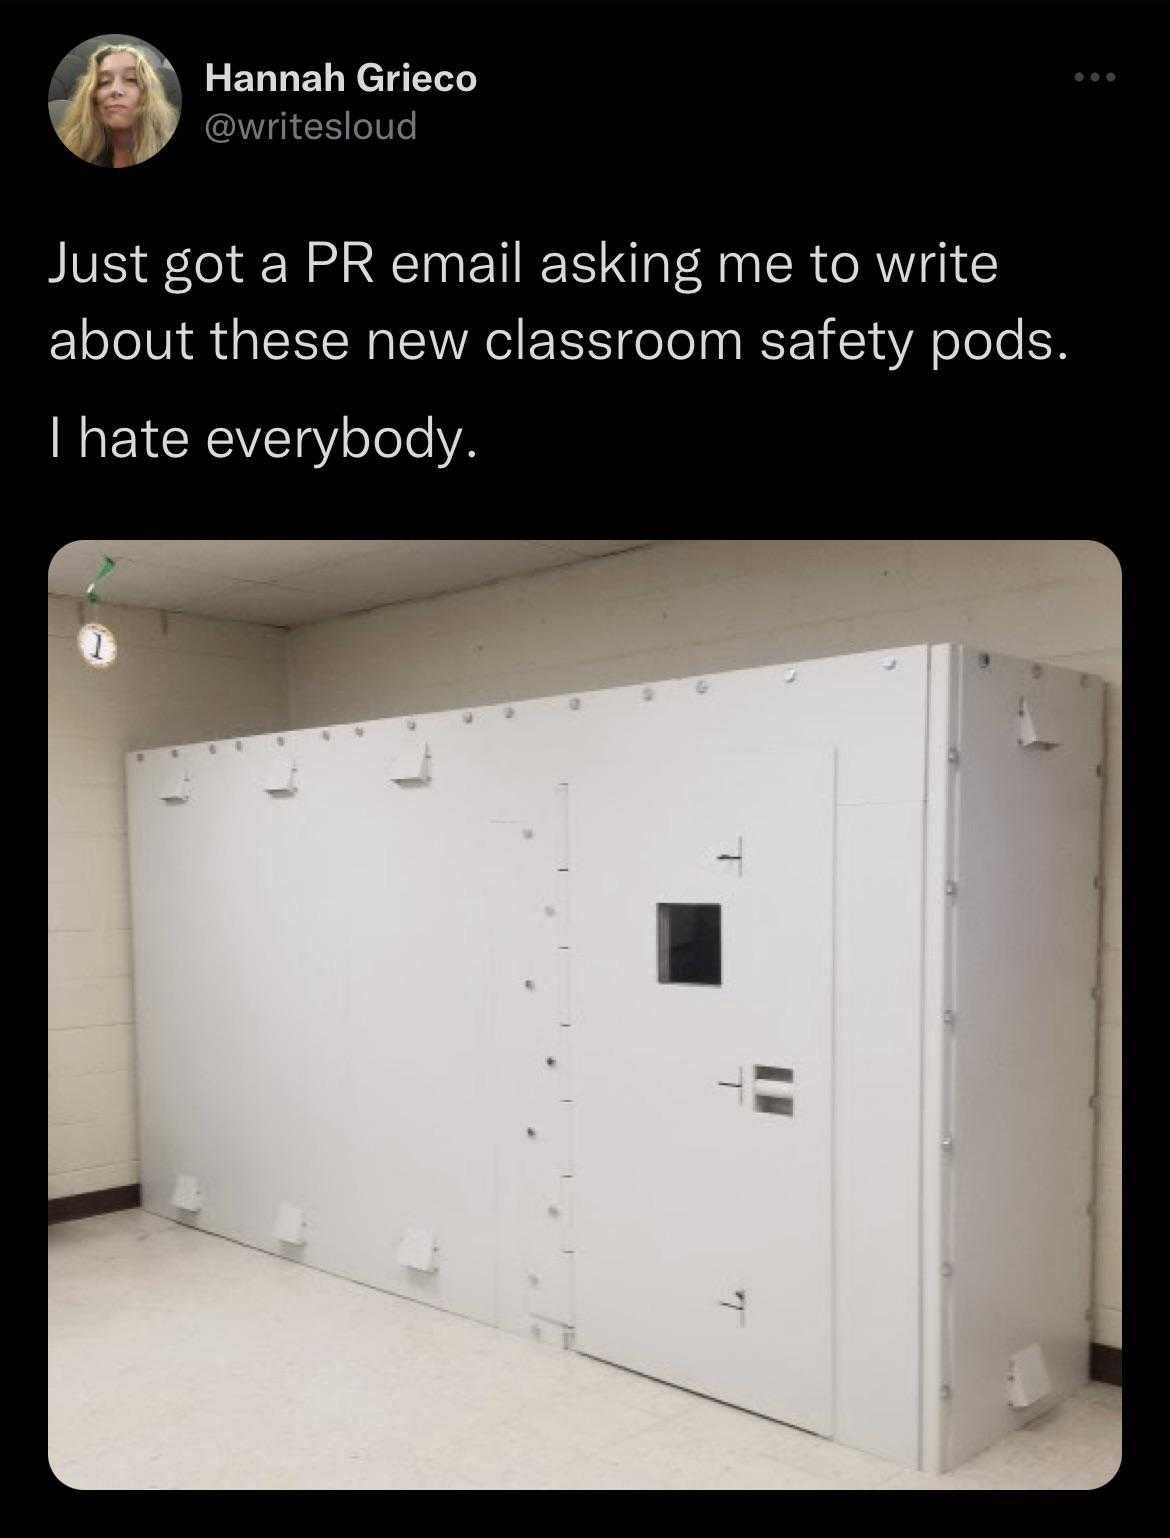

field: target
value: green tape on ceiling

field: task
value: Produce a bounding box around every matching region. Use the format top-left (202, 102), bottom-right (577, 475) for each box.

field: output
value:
top-left (86, 556), bottom-right (116, 603)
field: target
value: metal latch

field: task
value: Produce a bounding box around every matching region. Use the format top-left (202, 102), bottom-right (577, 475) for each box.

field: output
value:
top-left (718, 1289), bottom-right (747, 1326)
top-left (716, 836), bottom-right (744, 874)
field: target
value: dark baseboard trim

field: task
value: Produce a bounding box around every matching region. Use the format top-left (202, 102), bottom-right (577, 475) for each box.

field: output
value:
top-left (48, 1184), bottom-right (140, 1226)
top-left (1091, 1343), bottom-right (1123, 1387)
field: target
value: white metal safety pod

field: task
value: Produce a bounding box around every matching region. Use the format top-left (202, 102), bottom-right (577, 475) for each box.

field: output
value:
top-left (125, 645), bottom-right (1104, 1473)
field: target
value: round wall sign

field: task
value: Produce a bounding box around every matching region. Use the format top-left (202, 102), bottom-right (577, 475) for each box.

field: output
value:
top-left (78, 621), bottom-right (117, 668)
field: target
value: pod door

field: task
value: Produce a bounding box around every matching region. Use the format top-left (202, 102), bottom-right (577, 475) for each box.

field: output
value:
top-left (572, 747), bottom-right (835, 1434)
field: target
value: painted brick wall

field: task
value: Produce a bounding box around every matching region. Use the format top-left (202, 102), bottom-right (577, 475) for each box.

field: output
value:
top-left (48, 596), bottom-right (288, 1203)
top-left (286, 539), bottom-right (1122, 1349)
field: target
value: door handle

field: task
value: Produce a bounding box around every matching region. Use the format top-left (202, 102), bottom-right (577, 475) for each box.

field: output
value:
top-left (716, 1069), bottom-right (744, 1107)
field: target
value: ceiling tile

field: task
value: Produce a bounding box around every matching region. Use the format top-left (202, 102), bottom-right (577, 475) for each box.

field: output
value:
top-left (188, 584), bottom-right (360, 627)
top-left (48, 549), bottom-right (245, 611)
top-left (286, 540), bottom-right (590, 605)
top-left (532, 541), bottom-right (654, 557)
top-left (121, 540), bottom-right (403, 582)
top-left (48, 539), bottom-right (659, 624)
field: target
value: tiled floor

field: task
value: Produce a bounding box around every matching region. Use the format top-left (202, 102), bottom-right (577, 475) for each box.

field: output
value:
top-left (48, 1210), bottom-right (1122, 1491)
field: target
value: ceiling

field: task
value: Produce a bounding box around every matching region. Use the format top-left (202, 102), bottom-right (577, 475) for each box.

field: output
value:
top-left (47, 540), bottom-right (655, 628)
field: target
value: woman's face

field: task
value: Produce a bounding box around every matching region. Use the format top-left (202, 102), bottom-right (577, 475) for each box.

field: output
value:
top-left (94, 52), bottom-right (142, 131)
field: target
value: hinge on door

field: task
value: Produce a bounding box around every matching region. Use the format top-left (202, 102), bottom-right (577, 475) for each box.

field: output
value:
top-left (718, 1289), bottom-right (747, 1326)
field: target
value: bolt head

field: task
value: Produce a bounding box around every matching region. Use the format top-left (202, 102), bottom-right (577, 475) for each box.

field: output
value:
top-left (642, 687), bottom-right (655, 701)
top-left (523, 828), bottom-right (534, 839)
top-left (526, 1128), bottom-right (536, 1139)
top-left (881, 657), bottom-right (897, 671)
top-left (783, 668), bottom-right (798, 684)
top-left (546, 1056), bottom-right (557, 1068)
top-left (943, 1010), bottom-right (956, 1027)
top-left (524, 979), bottom-right (536, 990)
top-left (355, 726), bottom-right (364, 737)
top-left (569, 698), bottom-right (581, 711)
top-left (406, 720), bottom-right (416, 731)
top-left (696, 680), bottom-right (709, 694)
top-left (1031, 663), bottom-right (1044, 679)
top-left (947, 747), bottom-right (960, 764)
top-left (504, 706), bottom-right (515, 719)
top-left (548, 1205), bottom-right (560, 1218)
top-left (462, 711), bottom-right (473, 724)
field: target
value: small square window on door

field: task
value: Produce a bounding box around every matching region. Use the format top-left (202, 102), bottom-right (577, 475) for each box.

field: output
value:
top-left (657, 904), bottom-right (722, 986)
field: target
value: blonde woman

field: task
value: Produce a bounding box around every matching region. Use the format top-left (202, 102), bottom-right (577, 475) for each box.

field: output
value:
top-left (56, 43), bottom-right (178, 167)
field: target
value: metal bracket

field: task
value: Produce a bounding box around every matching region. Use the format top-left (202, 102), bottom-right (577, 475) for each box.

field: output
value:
top-left (716, 836), bottom-right (744, 875)
top-left (718, 1289), bottom-right (747, 1326)
top-left (717, 1069), bottom-right (744, 1107)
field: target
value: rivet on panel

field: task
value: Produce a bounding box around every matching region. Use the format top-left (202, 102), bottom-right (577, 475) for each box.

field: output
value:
top-left (544, 905), bottom-right (556, 917)
top-left (569, 698), bottom-right (581, 711)
top-left (940, 1384), bottom-right (953, 1401)
top-left (978, 652), bottom-right (991, 669)
top-left (463, 712), bottom-right (473, 724)
top-left (322, 730), bottom-right (331, 741)
top-left (943, 1010), bottom-right (956, 1027)
top-left (941, 1135), bottom-right (955, 1154)
top-left (881, 657), bottom-right (897, 671)
top-left (1032, 663), bottom-right (1044, 679)
top-left (642, 687), bottom-right (655, 701)
top-left (407, 720), bottom-right (417, 732)
top-left (783, 668), bottom-right (798, 684)
top-left (1081, 674), bottom-right (1090, 688)
top-left (947, 747), bottom-right (960, 765)
top-left (170, 749), bottom-right (178, 758)
top-left (547, 1205), bottom-right (560, 1218)
top-left (235, 741), bottom-right (243, 752)
top-left (528, 1273), bottom-right (540, 1287)
top-left (523, 828), bottom-right (534, 840)
top-left (209, 744), bottom-right (216, 754)
top-left (355, 726), bottom-right (364, 737)
top-left (524, 979), bottom-right (536, 991)
top-left (504, 706), bottom-right (515, 719)
top-left (136, 753), bottom-right (144, 762)
top-left (526, 1127), bottom-right (537, 1139)
top-left (941, 1262), bottom-right (954, 1278)
top-left (277, 736), bottom-right (285, 747)
top-left (546, 1057), bottom-right (557, 1068)
top-left (945, 880), bottom-right (958, 897)
top-left (696, 679), bottom-right (709, 694)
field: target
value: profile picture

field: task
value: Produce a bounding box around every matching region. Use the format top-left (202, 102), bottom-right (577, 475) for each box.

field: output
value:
top-left (49, 35), bottom-right (181, 168)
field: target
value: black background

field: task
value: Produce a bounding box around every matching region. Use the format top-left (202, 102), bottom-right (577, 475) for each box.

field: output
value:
top-left (32, 2), bottom-right (1165, 512)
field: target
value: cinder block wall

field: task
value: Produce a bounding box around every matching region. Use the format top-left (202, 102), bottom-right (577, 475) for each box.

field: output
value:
top-left (286, 539), bottom-right (1122, 1350)
top-left (48, 597), bottom-right (288, 1204)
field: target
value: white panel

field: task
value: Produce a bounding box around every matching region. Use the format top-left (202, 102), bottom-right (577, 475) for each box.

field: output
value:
top-left (573, 746), bottom-right (836, 1434)
top-left (834, 800), bottom-right (927, 1468)
top-left (921, 643), bottom-right (960, 1473)
top-left (944, 650), bottom-right (1102, 1469)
